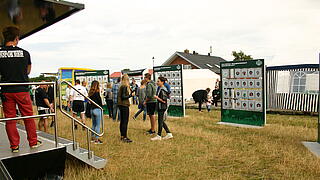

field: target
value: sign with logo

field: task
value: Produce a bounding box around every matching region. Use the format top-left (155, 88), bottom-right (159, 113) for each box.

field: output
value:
top-left (220, 60), bottom-right (266, 126)
top-left (153, 65), bottom-right (185, 117)
top-left (74, 70), bottom-right (110, 114)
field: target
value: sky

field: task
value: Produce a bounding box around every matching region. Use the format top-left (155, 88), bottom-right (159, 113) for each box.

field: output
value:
top-left (18, 0), bottom-right (320, 77)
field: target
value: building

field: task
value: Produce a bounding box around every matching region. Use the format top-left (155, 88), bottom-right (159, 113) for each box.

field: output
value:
top-left (110, 72), bottom-right (122, 82)
top-left (162, 50), bottom-right (226, 74)
top-left (162, 50), bottom-right (227, 100)
top-left (267, 64), bottom-right (319, 113)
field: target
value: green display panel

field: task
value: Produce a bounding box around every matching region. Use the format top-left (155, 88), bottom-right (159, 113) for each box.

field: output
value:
top-left (153, 65), bottom-right (185, 117)
top-left (74, 70), bottom-right (110, 115)
top-left (220, 60), bottom-right (266, 126)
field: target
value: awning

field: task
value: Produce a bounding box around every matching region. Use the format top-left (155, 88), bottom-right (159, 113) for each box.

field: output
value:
top-left (0, 0), bottom-right (84, 44)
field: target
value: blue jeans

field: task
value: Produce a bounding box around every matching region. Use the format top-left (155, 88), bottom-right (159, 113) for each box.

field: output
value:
top-left (113, 103), bottom-right (120, 121)
top-left (91, 108), bottom-right (102, 138)
top-left (134, 105), bottom-right (147, 120)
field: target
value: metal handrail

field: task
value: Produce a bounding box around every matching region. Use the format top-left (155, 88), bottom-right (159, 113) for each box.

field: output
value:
top-left (59, 80), bottom-right (104, 159)
top-left (0, 82), bottom-right (58, 147)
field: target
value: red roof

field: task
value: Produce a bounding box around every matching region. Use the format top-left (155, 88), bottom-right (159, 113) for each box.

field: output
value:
top-left (110, 72), bottom-right (122, 78)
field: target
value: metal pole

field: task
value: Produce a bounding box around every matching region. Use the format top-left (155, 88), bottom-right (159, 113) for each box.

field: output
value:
top-left (71, 116), bottom-right (76, 151)
top-left (53, 82), bottom-right (58, 147)
top-left (87, 128), bottom-right (91, 159)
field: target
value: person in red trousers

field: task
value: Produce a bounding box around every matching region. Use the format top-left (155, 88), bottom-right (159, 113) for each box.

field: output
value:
top-left (0, 26), bottom-right (42, 153)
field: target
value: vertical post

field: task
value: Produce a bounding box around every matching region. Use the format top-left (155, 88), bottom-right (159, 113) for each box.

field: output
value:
top-left (53, 82), bottom-right (58, 147)
top-left (152, 57), bottom-right (155, 68)
top-left (318, 53), bottom-right (320, 143)
top-left (71, 117), bottom-right (76, 150)
top-left (87, 128), bottom-right (91, 159)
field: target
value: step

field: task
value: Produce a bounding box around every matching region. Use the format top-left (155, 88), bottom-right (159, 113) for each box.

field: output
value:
top-left (17, 124), bottom-right (107, 169)
top-left (66, 146), bottom-right (107, 169)
top-left (0, 123), bottom-right (66, 180)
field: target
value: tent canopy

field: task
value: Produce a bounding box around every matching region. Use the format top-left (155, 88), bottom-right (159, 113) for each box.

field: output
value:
top-left (0, 0), bottom-right (84, 45)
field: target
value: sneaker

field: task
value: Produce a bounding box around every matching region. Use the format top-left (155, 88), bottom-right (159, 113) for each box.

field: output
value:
top-left (94, 139), bottom-right (103, 144)
top-left (151, 135), bottom-right (162, 141)
top-left (162, 133), bottom-right (173, 140)
top-left (146, 129), bottom-right (156, 135)
top-left (91, 138), bottom-right (95, 143)
top-left (11, 146), bottom-right (19, 153)
top-left (31, 140), bottom-right (42, 149)
top-left (121, 137), bottom-right (133, 143)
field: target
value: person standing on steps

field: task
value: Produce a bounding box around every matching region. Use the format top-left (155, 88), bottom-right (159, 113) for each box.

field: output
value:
top-left (88, 80), bottom-right (103, 144)
top-left (0, 26), bottom-right (42, 153)
top-left (151, 77), bottom-right (173, 141)
top-left (70, 79), bottom-right (88, 130)
top-left (144, 73), bottom-right (157, 135)
top-left (118, 74), bottom-right (134, 143)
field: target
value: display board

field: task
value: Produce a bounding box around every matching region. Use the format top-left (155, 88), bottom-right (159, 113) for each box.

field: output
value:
top-left (59, 68), bottom-right (94, 108)
top-left (74, 70), bottom-right (110, 114)
top-left (154, 65), bottom-right (185, 117)
top-left (126, 69), bottom-right (146, 87)
top-left (220, 60), bottom-right (266, 126)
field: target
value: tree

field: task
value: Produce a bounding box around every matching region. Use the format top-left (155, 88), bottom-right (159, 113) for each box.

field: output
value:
top-left (29, 75), bottom-right (57, 82)
top-left (121, 69), bottom-right (130, 73)
top-left (232, 51), bottom-right (253, 61)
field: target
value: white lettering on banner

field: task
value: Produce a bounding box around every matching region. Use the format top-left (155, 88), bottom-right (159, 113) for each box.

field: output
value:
top-left (0, 50), bottom-right (24, 58)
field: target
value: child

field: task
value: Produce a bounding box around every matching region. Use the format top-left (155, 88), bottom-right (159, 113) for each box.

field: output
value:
top-left (206, 93), bottom-right (212, 112)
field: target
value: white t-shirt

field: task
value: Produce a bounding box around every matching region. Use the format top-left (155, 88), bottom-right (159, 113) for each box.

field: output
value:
top-left (65, 87), bottom-right (71, 100)
top-left (71, 85), bottom-right (88, 101)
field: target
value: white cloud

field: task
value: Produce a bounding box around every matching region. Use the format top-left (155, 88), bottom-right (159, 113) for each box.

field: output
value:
top-left (18, 0), bottom-right (320, 77)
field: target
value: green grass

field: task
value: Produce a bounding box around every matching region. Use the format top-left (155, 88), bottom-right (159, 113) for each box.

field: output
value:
top-left (54, 107), bottom-right (320, 180)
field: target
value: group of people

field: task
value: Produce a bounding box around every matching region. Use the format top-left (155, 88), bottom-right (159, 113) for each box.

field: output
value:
top-left (0, 26), bottom-right (174, 154)
top-left (192, 86), bottom-right (221, 112)
top-left (65, 73), bottom-right (174, 143)
top-left (90, 73), bottom-right (174, 143)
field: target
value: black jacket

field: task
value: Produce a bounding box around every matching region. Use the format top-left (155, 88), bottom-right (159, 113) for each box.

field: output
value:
top-left (157, 89), bottom-right (169, 110)
top-left (192, 90), bottom-right (208, 103)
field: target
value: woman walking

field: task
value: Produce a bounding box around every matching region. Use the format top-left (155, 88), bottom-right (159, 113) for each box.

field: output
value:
top-left (105, 82), bottom-right (113, 118)
top-left (151, 77), bottom-right (173, 141)
top-left (118, 74), bottom-right (134, 143)
top-left (133, 80), bottom-right (147, 121)
top-left (88, 81), bottom-right (103, 144)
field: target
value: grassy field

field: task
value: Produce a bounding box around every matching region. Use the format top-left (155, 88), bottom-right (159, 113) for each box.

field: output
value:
top-left (53, 106), bottom-right (320, 180)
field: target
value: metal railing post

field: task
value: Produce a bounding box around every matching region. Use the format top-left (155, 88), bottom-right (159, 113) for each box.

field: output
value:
top-left (87, 128), bottom-right (91, 159)
top-left (53, 82), bottom-right (58, 148)
top-left (58, 80), bottom-right (105, 160)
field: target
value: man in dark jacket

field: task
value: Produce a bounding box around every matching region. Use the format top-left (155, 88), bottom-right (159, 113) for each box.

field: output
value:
top-left (212, 86), bottom-right (220, 107)
top-left (192, 88), bottom-right (210, 112)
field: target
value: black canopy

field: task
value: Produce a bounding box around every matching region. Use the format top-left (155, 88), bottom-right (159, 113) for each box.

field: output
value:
top-left (0, 0), bottom-right (84, 45)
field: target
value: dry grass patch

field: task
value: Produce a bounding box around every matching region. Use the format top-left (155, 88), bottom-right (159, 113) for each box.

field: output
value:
top-left (49, 107), bottom-right (320, 180)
